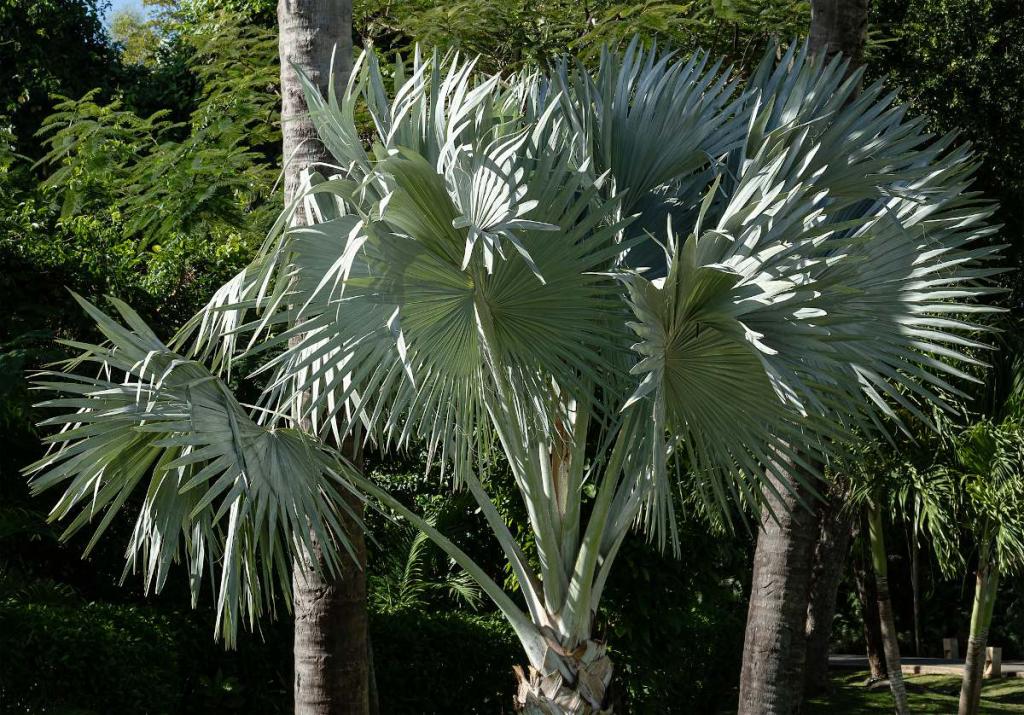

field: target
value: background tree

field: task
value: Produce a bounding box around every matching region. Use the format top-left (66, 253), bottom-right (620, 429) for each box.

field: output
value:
top-left (926, 339), bottom-right (1024, 715)
top-left (737, 2), bottom-right (870, 712)
top-left (275, 2), bottom-right (370, 714)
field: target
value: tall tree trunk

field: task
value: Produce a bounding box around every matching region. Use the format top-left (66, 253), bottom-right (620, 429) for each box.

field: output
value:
top-left (293, 509), bottom-right (369, 715)
top-left (789, 0), bottom-right (875, 703)
top-left (803, 495), bottom-right (855, 696)
top-left (867, 505), bottom-right (910, 715)
top-left (958, 551), bottom-right (1000, 715)
top-left (737, 469), bottom-right (819, 715)
top-left (809, 0), bottom-right (870, 70)
top-left (278, 3), bottom-right (367, 714)
top-left (908, 525), bottom-right (921, 656)
top-left (853, 521), bottom-right (888, 680)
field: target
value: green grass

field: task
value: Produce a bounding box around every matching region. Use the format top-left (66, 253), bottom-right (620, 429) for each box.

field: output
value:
top-left (804, 672), bottom-right (1024, 714)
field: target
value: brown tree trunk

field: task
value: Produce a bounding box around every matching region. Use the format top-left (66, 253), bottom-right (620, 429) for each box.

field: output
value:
top-left (909, 528), bottom-right (921, 656)
top-left (293, 500), bottom-right (369, 715)
top-left (803, 497), bottom-right (855, 695)
top-left (737, 469), bottom-right (819, 715)
top-left (279, 0), bottom-right (352, 206)
top-left (809, 0), bottom-right (870, 69)
top-left (278, 3), bottom-right (367, 714)
top-left (852, 522), bottom-right (888, 681)
top-left (788, 1), bottom-right (875, 704)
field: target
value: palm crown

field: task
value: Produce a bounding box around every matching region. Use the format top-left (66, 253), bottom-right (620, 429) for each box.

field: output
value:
top-left (27, 40), bottom-right (1000, 711)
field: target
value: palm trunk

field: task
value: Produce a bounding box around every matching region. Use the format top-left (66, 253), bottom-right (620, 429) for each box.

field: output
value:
top-left (278, 3), bottom-right (367, 714)
top-left (804, 499), bottom-right (855, 695)
top-left (867, 505), bottom-right (909, 715)
top-left (737, 467), bottom-right (819, 715)
top-left (853, 524), bottom-right (888, 680)
top-left (958, 550), bottom-right (1000, 715)
top-left (809, 0), bottom-right (870, 69)
top-left (909, 527), bottom-right (921, 656)
top-left (514, 641), bottom-right (614, 714)
top-left (293, 499), bottom-right (369, 715)
top-left (733, 5), bottom-right (876, 711)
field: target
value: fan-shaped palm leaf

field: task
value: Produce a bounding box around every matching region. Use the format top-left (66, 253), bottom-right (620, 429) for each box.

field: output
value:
top-left (26, 295), bottom-right (362, 644)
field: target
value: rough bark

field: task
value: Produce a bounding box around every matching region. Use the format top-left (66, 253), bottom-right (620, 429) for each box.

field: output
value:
top-left (809, 0), bottom-right (870, 70)
top-left (794, 0), bottom-right (875, 702)
top-left (514, 641), bottom-right (613, 715)
top-left (958, 557), bottom-right (1000, 715)
top-left (867, 506), bottom-right (909, 715)
top-left (803, 496), bottom-right (855, 695)
top-left (279, 0), bottom-right (352, 207)
top-left (737, 469), bottom-right (819, 715)
top-left (852, 524), bottom-right (888, 680)
top-left (278, 3), bottom-right (366, 714)
top-left (293, 498), bottom-right (369, 715)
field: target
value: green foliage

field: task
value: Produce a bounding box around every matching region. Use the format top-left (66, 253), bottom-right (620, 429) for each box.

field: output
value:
top-left (110, 9), bottom-right (162, 67)
top-left (601, 522), bottom-right (748, 712)
top-left (0, 0), bottom-right (118, 161)
top-left (0, 595), bottom-right (529, 715)
top-left (36, 10), bottom-right (280, 250)
top-left (371, 608), bottom-right (520, 713)
top-left (931, 376), bottom-right (1024, 577)
top-left (0, 194), bottom-right (254, 446)
top-left (871, 0), bottom-right (1024, 298)
top-left (369, 497), bottom-right (483, 613)
top-left (0, 601), bottom-right (186, 714)
top-left (0, 5), bottom-right (275, 491)
top-left (354, 0), bottom-right (811, 71)
top-left (950, 420), bottom-right (1024, 571)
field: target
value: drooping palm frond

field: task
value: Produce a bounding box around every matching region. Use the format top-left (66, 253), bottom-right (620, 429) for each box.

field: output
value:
top-left (25, 295), bottom-right (362, 644)
top-left (948, 419), bottom-right (1024, 574)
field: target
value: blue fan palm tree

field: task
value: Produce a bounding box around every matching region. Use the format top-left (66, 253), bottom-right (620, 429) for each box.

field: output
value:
top-left (27, 41), bottom-right (1001, 713)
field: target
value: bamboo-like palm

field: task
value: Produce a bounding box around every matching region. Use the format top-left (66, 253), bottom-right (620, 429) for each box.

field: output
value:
top-left (947, 418), bottom-right (1024, 715)
top-left (843, 433), bottom-right (963, 715)
top-left (26, 41), bottom-right (1001, 713)
top-left (934, 343), bottom-right (1024, 715)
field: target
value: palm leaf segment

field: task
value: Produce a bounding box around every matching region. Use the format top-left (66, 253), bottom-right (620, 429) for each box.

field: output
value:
top-left (29, 40), bottom-right (1001, 665)
top-left (25, 295), bottom-right (361, 645)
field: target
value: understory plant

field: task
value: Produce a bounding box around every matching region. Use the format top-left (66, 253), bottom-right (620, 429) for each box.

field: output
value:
top-left (26, 41), bottom-right (1000, 713)
top-left (935, 341), bottom-right (1024, 715)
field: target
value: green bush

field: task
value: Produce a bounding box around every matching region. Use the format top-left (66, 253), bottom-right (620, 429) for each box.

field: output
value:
top-left (0, 601), bottom-right (185, 714)
top-left (0, 598), bottom-right (524, 714)
top-left (371, 608), bottom-right (519, 713)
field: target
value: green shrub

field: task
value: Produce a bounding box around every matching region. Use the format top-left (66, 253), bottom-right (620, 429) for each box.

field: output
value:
top-left (0, 598), bottom-right (523, 714)
top-left (371, 608), bottom-right (519, 713)
top-left (0, 602), bottom-right (185, 714)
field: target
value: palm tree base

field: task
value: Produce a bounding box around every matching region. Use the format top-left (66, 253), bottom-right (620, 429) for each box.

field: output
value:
top-left (513, 641), bottom-right (613, 714)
